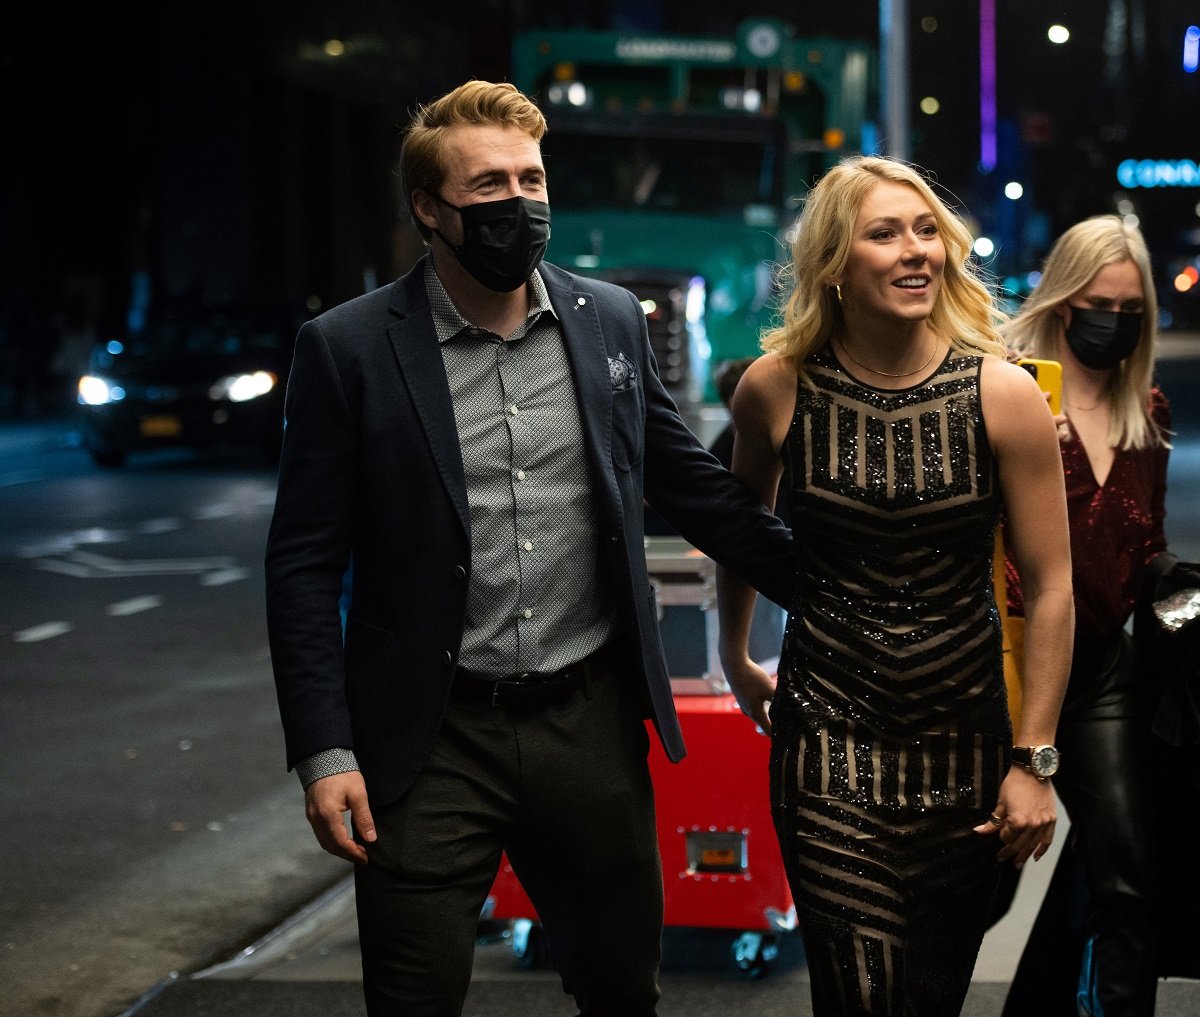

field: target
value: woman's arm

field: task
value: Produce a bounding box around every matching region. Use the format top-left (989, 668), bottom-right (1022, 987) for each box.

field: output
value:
top-left (715, 354), bottom-right (794, 734)
top-left (979, 356), bottom-right (1075, 867)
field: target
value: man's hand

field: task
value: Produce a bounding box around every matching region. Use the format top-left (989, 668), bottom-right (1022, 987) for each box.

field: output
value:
top-left (304, 771), bottom-right (377, 864)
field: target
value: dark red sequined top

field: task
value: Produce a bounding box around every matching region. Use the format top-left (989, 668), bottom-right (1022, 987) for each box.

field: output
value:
top-left (1006, 388), bottom-right (1170, 645)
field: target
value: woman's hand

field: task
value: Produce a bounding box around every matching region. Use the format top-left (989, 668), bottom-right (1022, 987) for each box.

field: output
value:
top-left (973, 767), bottom-right (1057, 868)
top-left (722, 656), bottom-right (777, 736)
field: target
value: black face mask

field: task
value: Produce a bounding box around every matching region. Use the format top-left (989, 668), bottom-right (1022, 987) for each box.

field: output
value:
top-left (430, 194), bottom-right (551, 292)
top-left (1064, 307), bottom-right (1143, 370)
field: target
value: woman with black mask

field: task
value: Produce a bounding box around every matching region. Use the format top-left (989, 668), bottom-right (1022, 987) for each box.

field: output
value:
top-left (997, 214), bottom-right (1172, 1017)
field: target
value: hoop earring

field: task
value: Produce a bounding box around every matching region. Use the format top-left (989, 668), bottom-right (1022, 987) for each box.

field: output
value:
top-left (834, 284), bottom-right (843, 305)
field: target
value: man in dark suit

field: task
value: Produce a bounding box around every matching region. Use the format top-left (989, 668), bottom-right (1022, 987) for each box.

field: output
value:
top-left (265, 79), bottom-right (793, 1017)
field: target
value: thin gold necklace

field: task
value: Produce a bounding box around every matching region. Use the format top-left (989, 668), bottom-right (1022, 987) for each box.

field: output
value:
top-left (837, 337), bottom-right (939, 378)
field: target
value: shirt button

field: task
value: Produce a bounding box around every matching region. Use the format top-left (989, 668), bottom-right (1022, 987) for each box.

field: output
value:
top-left (515, 469), bottom-right (525, 481)
top-left (454, 564), bottom-right (467, 578)
top-left (523, 541), bottom-right (533, 552)
top-left (508, 404), bottom-right (519, 416)
top-left (522, 608), bottom-right (533, 619)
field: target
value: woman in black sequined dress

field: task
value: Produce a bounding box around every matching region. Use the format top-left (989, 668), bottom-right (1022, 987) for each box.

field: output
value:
top-left (716, 155), bottom-right (1075, 1016)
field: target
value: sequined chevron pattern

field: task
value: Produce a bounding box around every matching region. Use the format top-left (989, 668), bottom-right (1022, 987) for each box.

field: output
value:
top-left (772, 346), bottom-right (1010, 1015)
top-left (779, 348), bottom-right (1009, 766)
top-left (771, 755), bottom-right (1001, 1016)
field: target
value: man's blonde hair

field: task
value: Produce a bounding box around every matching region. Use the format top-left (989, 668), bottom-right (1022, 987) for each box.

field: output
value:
top-left (400, 80), bottom-right (547, 239)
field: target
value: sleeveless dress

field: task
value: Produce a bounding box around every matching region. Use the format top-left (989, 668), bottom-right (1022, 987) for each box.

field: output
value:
top-left (771, 344), bottom-right (1011, 1016)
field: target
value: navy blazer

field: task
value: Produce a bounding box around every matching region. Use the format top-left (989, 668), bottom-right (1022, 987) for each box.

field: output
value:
top-left (265, 257), bottom-right (793, 808)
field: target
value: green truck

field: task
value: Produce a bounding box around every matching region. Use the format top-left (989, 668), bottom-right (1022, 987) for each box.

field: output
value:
top-left (512, 17), bottom-right (875, 412)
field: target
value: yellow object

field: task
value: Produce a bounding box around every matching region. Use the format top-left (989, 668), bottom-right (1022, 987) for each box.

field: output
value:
top-left (995, 529), bottom-right (1023, 733)
top-left (1017, 358), bottom-right (1063, 414)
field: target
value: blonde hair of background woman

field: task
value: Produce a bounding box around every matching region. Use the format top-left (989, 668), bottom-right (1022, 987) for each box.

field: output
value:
top-left (1002, 214), bottom-right (1166, 451)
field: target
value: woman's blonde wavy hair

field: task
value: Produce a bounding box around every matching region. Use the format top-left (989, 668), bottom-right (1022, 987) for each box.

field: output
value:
top-left (1002, 214), bottom-right (1166, 451)
top-left (761, 155), bottom-right (1006, 376)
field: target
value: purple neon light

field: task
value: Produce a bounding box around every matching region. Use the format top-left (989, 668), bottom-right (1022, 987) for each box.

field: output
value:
top-left (980, 0), bottom-right (997, 170)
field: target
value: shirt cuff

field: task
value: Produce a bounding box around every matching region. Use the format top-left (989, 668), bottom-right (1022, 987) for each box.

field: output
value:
top-left (295, 747), bottom-right (360, 788)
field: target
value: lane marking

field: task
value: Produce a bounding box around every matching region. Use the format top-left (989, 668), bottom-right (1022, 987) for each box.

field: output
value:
top-left (34, 551), bottom-right (237, 578)
top-left (13, 621), bottom-right (73, 642)
top-left (18, 529), bottom-right (130, 558)
top-left (137, 518), bottom-right (182, 534)
top-left (201, 567), bottom-right (249, 586)
top-left (107, 595), bottom-right (164, 617)
top-left (194, 504), bottom-right (235, 520)
top-left (33, 559), bottom-right (97, 578)
top-left (0, 470), bottom-right (46, 488)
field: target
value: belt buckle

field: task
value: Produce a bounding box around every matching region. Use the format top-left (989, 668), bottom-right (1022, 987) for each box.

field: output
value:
top-left (491, 674), bottom-right (533, 707)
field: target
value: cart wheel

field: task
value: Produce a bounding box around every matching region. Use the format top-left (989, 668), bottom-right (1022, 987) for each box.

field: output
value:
top-left (730, 931), bottom-right (779, 979)
top-left (510, 918), bottom-right (550, 969)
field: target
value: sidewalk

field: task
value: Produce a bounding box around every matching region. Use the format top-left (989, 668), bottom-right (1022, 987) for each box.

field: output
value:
top-left (118, 804), bottom-right (1200, 1017)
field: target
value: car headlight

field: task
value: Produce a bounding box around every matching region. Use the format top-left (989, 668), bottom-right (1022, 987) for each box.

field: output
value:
top-left (209, 371), bottom-right (277, 403)
top-left (78, 375), bottom-right (125, 405)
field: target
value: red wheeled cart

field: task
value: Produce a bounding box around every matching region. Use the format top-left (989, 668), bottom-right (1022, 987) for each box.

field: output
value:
top-left (482, 537), bottom-right (796, 978)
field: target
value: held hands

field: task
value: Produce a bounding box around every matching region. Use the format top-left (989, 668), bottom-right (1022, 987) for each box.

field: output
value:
top-left (973, 766), bottom-right (1057, 868)
top-left (722, 656), bottom-right (777, 736)
top-left (305, 770), bottom-right (377, 864)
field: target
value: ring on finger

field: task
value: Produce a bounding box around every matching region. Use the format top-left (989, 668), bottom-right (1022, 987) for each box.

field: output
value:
top-left (988, 812), bottom-right (1004, 827)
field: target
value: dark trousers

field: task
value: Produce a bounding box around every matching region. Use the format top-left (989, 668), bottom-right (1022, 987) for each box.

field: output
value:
top-left (998, 632), bottom-right (1161, 1017)
top-left (354, 664), bottom-right (664, 1017)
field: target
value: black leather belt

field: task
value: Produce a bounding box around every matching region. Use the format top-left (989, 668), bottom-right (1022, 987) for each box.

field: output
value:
top-left (452, 641), bottom-right (620, 709)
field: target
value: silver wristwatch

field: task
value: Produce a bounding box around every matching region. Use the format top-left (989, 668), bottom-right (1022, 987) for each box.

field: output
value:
top-left (1010, 744), bottom-right (1061, 780)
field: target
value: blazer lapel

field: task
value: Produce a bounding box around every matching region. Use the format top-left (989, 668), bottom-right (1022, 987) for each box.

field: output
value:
top-left (386, 271), bottom-right (470, 535)
top-left (544, 272), bottom-right (619, 502)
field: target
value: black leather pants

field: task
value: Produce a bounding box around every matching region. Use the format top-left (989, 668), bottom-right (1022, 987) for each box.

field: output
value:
top-left (1000, 631), bottom-right (1162, 1017)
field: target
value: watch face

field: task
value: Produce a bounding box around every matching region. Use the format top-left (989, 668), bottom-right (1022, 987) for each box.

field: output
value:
top-left (1031, 745), bottom-right (1060, 777)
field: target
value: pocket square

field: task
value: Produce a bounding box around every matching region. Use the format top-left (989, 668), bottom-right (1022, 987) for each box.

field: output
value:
top-left (608, 352), bottom-right (638, 392)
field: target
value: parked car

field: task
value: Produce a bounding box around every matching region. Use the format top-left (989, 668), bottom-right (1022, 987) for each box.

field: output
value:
top-left (77, 305), bottom-right (300, 468)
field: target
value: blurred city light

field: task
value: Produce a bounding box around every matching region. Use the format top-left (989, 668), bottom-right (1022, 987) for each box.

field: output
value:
top-left (973, 237), bottom-right (995, 257)
top-left (920, 96), bottom-right (940, 115)
top-left (78, 376), bottom-right (124, 406)
top-left (1185, 26), bottom-right (1199, 72)
top-left (1004, 181), bottom-right (1024, 200)
top-left (979, 0), bottom-right (997, 171)
top-left (1048, 25), bottom-right (1070, 45)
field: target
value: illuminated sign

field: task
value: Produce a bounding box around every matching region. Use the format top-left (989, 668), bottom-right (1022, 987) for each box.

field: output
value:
top-left (614, 39), bottom-right (736, 62)
top-left (1116, 159), bottom-right (1200, 188)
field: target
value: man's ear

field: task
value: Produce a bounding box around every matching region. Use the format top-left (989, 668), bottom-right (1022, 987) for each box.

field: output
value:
top-left (411, 189), bottom-right (439, 233)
